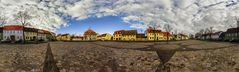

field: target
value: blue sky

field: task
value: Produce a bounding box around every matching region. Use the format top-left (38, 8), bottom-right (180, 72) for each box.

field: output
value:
top-left (56, 16), bottom-right (137, 35)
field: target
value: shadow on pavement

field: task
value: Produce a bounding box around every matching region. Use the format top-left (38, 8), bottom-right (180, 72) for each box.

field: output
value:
top-left (43, 43), bottom-right (59, 72)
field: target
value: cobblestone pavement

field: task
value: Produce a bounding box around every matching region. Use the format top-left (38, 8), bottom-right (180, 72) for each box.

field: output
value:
top-left (50, 40), bottom-right (238, 72)
top-left (0, 40), bottom-right (238, 72)
top-left (0, 43), bottom-right (47, 72)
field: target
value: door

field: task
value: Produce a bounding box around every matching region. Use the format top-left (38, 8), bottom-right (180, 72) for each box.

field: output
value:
top-left (10, 35), bottom-right (15, 42)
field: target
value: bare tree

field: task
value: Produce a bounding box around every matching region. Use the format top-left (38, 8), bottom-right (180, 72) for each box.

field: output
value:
top-left (0, 16), bottom-right (6, 41)
top-left (164, 24), bottom-right (173, 44)
top-left (198, 29), bottom-right (205, 39)
top-left (0, 16), bottom-right (7, 27)
top-left (148, 21), bottom-right (160, 43)
top-left (208, 27), bottom-right (214, 40)
top-left (204, 28), bottom-right (210, 40)
top-left (14, 11), bottom-right (32, 43)
top-left (236, 18), bottom-right (239, 41)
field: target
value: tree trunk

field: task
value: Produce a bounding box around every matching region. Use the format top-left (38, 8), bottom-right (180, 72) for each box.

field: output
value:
top-left (22, 26), bottom-right (25, 44)
top-left (166, 33), bottom-right (169, 44)
top-left (210, 34), bottom-right (212, 40)
top-left (36, 30), bottom-right (39, 44)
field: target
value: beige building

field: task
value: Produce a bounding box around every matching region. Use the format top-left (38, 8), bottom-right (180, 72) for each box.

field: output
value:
top-left (97, 33), bottom-right (112, 41)
top-left (71, 35), bottom-right (83, 41)
top-left (56, 34), bottom-right (71, 41)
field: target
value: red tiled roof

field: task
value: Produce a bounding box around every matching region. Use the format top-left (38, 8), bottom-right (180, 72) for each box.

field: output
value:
top-left (3, 25), bottom-right (23, 30)
top-left (146, 27), bottom-right (161, 33)
top-left (226, 27), bottom-right (239, 33)
top-left (113, 30), bottom-right (124, 35)
top-left (162, 32), bottom-right (171, 36)
top-left (113, 30), bottom-right (137, 35)
top-left (84, 29), bottom-right (97, 36)
top-left (2, 25), bottom-right (55, 34)
top-left (97, 34), bottom-right (107, 37)
top-left (122, 30), bottom-right (137, 35)
top-left (24, 27), bottom-right (38, 32)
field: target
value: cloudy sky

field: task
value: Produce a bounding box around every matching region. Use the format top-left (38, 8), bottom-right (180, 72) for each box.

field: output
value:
top-left (0, 0), bottom-right (239, 34)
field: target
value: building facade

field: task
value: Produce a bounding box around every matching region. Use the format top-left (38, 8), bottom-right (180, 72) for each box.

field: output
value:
top-left (162, 32), bottom-right (172, 40)
top-left (83, 28), bottom-right (97, 41)
top-left (224, 27), bottom-right (239, 41)
top-left (2, 25), bottom-right (55, 42)
top-left (211, 31), bottom-right (223, 40)
top-left (146, 27), bottom-right (165, 41)
top-left (97, 33), bottom-right (112, 41)
top-left (56, 34), bottom-right (71, 41)
top-left (136, 34), bottom-right (147, 41)
top-left (47, 32), bottom-right (57, 41)
top-left (24, 27), bottom-right (38, 41)
top-left (3, 25), bottom-right (24, 42)
top-left (113, 30), bottom-right (124, 40)
top-left (71, 35), bottom-right (83, 41)
top-left (113, 30), bottom-right (137, 41)
top-left (121, 30), bottom-right (137, 41)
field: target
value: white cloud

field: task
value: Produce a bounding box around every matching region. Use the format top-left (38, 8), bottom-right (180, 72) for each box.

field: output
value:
top-left (1, 0), bottom-right (239, 34)
top-left (0, 0), bottom-right (67, 31)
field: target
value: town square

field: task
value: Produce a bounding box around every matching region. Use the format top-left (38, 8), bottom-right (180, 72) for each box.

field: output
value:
top-left (0, 0), bottom-right (239, 72)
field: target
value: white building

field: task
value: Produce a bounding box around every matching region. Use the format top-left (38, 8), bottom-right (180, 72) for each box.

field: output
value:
top-left (211, 31), bottom-right (223, 40)
top-left (38, 30), bottom-right (48, 41)
top-left (3, 25), bottom-right (24, 41)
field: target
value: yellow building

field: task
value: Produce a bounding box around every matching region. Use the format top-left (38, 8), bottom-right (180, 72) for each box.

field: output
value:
top-left (113, 30), bottom-right (137, 41)
top-left (113, 30), bottom-right (124, 40)
top-left (146, 27), bottom-right (173, 41)
top-left (162, 32), bottom-right (173, 40)
top-left (146, 27), bottom-right (165, 41)
top-left (97, 33), bottom-right (112, 41)
top-left (136, 34), bottom-right (147, 41)
top-left (24, 28), bottom-right (38, 41)
top-left (56, 34), bottom-right (71, 41)
top-left (121, 30), bottom-right (137, 41)
top-left (173, 34), bottom-right (189, 40)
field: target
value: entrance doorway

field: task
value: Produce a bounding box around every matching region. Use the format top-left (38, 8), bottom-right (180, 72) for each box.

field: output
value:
top-left (10, 35), bottom-right (15, 42)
